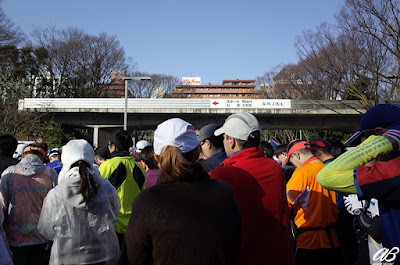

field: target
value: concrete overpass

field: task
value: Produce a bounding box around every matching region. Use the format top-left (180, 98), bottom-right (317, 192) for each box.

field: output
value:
top-left (18, 98), bottom-right (367, 147)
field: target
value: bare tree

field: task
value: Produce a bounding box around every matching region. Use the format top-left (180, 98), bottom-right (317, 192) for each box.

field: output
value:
top-left (256, 66), bottom-right (287, 98)
top-left (128, 72), bottom-right (180, 98)
top-left (31, 26), bottom-right (128, 97)
top-left (295, 19), bottom-right (393, 107)
top-left (337, 0), bottom-right (400, 101)
top-left (257, 1), bottom-right (400, 108)
top-left (0, 1), bottom-right (23, 45)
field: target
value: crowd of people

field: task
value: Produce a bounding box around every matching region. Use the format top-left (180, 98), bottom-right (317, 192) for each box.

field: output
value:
top-left (0, 103), bottom-right (399, 265)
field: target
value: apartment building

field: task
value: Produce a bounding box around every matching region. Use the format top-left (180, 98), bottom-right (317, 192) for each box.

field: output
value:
top-left (172, 79), bottom-right (261, 99)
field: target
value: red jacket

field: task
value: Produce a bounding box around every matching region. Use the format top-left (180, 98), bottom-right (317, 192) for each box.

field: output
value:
top-left (210, 147), bottom-right (293, 265)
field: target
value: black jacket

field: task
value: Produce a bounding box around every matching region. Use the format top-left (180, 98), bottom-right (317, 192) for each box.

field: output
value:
top-left (0, 157), bottom-right (18, 177)
top-left (119, 164), bottom-right (241, 265)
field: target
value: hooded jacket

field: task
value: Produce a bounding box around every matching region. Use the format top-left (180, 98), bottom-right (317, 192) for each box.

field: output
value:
top-left (38, 166), bottom-right (121, 265)
top-left (0, 155), bottom-right (57, 247)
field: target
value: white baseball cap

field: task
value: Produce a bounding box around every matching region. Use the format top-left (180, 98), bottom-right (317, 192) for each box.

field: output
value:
top-left (154, 118), bottom-right (199, 156)
top-left (48, 148), bottom-right (59, 157)
top-left (214, 113), bottom-right (260, 141)
top-left (135, 140), bottom-right (150, 153)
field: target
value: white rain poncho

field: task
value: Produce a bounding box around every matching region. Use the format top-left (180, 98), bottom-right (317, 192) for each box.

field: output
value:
top-left (37, 166), bottom-right (121, 265)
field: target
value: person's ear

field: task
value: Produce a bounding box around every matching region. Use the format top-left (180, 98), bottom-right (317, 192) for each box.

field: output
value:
top-left (292, 152), bottom-right (300, 161)
top-left (153, 153), bottom-right (160, 169)
top-left (229, 136), bottom-right (236, 150)
top-left (374, 127), bottom-right (388, 135)
top-left (204, 139), bottom-right (211, 149)
top-left (314, 149), bottom-right (321, 157)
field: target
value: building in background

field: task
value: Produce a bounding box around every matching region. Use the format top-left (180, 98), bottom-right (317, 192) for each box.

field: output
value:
top-left (172, 79), bottom-right (261, 99)
top-left (99, 70), bottom-right (126, 98)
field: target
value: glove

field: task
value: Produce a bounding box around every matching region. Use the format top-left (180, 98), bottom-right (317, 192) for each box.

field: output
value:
top-left (343, 194), bottom-right (363, 215)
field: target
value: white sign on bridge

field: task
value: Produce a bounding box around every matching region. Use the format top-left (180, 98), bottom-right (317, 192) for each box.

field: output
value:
top-left (210, 99), bottom-right (291, 109)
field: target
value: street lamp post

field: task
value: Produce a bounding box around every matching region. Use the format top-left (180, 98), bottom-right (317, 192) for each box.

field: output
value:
top-left (122, 76), bottom-right (151, 131)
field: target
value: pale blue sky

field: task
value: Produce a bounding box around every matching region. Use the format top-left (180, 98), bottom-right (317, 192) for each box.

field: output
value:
top-left (4, 0), bottom-right (344, 84)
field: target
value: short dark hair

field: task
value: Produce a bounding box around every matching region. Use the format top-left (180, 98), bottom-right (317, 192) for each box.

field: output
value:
top-left (260, 141), bottom-right (274, 158)
top-left (310, 139), bottom-right (332, 155)
top-left (329, 139), bottom-right (347, 153)
top-left (238, 130), bottom-right (261, 149)
top-left (109, 129), bottom-right (133, 152)
top-left (207, 134), bottom-right (224, 150)
top-left (274, 144), bottom-right (288, 156)
top-left (140, 145), bottom-right (157, 170)
top-left (95, 146), bottom-right (111, 160)
top-left (0, 134), bottom-right (18, 157)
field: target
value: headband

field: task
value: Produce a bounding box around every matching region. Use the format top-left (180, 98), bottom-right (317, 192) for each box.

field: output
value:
top-left (23, 146), bottom-right (46, 157)
top-left (285, 140), bottom-right (310, 165)
top-left (309, 140), bottom-right (326, 150)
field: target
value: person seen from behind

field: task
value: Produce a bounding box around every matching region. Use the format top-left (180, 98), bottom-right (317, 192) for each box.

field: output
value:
top-left (131, 140), bottom-right (150, 168)
top-left (119, 118), bottom-right (241, 265)
top-left (0, 203), bottom-right (13, 265)
top-left (309, 139), bottom-right (335, 165)
top-left (0, 144), bottom-right (57, 265)
top-left (139, 145), bottom-right (160, 188)
top-left (328, 139), bottom-right (347, 158)
top-left (197, 124), bottom-right (227, 172)
top-left (46, 148), bottom-right (62, 174)
top-left (210, 113), bottom-right (293, 265)
top-left (259, 140), bottom-right (274, 158)
top-left (285, 139), bottom-right (339, 265)
top-left (38, 139), bottom-right (121, 265)
top-left (317, 104), bottom-right (400, 264)
top-left (0, 134), bottom-right (18, 177)
top-left (13, 143), bottom-right (27, 161)
top-left (99, 129), bottom-right (146, 248)
top-left (274, 143), bottom-right (295, 182)
top-left (310, 138), bottom-right (357, 265)
top-left (94, 146), bottom-right (111, 167)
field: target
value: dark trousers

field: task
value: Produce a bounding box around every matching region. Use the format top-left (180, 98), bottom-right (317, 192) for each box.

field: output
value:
top-left (116, 232), bottom-right (125, 249)
top-left (10, 243), bottom-right (50, 265)
top-left (335, 210), bottom-right (357, 265)
top-left (296, 248), bottom-right (339, 265)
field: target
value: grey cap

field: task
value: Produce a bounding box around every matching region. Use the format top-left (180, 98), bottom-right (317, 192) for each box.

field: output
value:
top-left (198, 124), bottom-right (220, 142)
top-left (214, 113), bottom-right (260, 141)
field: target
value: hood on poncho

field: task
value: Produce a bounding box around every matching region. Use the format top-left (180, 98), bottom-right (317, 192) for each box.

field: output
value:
top-left (57, 166), bottom-right (104, 209)
top-left (17, 155), bottom-right (46, 176)
top-left (58, 139), bottom-right (95, 183)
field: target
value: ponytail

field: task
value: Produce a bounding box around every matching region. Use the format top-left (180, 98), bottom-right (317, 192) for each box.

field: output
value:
top-left (71, 160), bottom-right (98, 204)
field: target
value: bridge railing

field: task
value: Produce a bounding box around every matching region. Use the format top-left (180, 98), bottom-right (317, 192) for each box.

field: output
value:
top-left (18, 98), bottom-right (367, 114)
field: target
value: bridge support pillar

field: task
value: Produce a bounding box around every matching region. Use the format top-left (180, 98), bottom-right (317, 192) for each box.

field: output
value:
top-left (93, 127), bottom-right (99, 148)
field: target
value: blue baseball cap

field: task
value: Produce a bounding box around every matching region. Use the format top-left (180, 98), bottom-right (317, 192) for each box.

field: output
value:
top-left (344, 104), bottom-right (400, 146)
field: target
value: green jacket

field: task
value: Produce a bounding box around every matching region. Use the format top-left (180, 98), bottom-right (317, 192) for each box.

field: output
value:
top-left (99, 156), bottom-right (146, 234)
